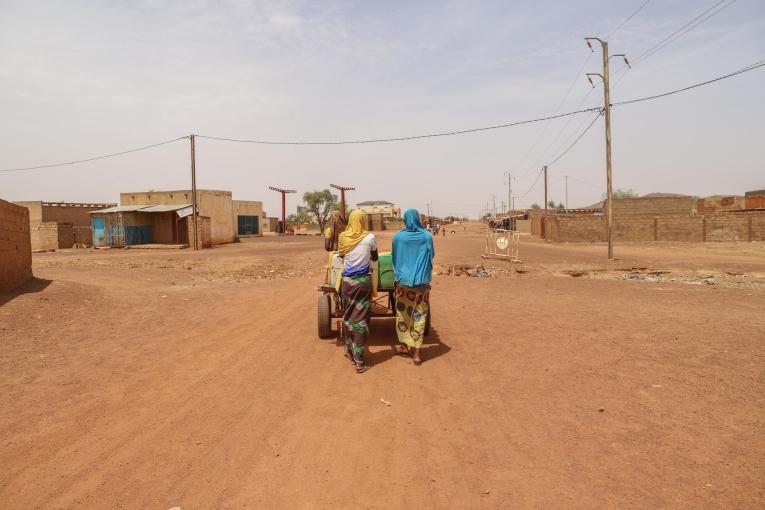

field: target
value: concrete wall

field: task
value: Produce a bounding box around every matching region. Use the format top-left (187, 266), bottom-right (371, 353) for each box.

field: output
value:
top-left (187, 216), bottom-right (212, 248)
top-left (232, 200), bottom-right (264, 236)
top-left (0, 199), bottom-right (32, 293)
top-left (610, 196), bottom-right (696, 216)
top-left (14, 201), bottom-right (44, 223)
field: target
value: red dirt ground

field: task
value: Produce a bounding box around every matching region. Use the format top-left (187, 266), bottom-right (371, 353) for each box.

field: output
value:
top-left (1, 226), bottom-right (764, 508)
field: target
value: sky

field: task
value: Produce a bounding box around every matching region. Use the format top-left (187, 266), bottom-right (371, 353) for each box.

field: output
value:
top-left (1, 0), bottom-right (763, 218)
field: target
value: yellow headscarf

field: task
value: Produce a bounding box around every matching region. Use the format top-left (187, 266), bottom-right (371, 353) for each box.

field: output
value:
top-left (338, 210), bottom-right (369, 256)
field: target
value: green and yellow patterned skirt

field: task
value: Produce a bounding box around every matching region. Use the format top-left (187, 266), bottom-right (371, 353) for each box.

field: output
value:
top-left (395, 284), bottom-right (430, 349)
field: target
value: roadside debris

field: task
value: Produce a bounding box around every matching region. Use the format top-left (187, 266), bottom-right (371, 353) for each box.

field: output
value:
top-left (381, 398), bottom-right (392, 406)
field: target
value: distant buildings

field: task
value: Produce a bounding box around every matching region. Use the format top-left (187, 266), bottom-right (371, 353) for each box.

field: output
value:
top-left (356, 200), bottom-right (399, 218)
top-left (13, 201), bottom-right (115, 251)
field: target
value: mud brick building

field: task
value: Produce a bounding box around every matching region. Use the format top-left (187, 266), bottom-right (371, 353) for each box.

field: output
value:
top-left (530, 194), bottom-right (765, 243)
top-left (0, 199), bottom-right (32, 293)
top-left (90, 189), bottom-right (265, 248)
top-left (13, 201), bottom-right (115, 251)
top-left (745, 190), bottom-right (765, 209)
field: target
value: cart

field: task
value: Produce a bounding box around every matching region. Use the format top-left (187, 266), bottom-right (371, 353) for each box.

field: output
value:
top-left (316, 252), bottom-right (430, 339)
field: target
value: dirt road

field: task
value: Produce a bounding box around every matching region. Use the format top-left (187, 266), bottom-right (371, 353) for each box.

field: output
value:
top-left (2, 228), bottom-right (764, 508)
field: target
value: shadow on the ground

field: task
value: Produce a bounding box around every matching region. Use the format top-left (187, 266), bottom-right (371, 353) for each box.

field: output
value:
top-left (329, 314), bottom-right (450, 368)
top-left (0, 277), bottom-right (53, 307)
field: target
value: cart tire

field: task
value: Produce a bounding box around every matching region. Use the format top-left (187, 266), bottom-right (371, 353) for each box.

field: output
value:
top-left (425, 307), bottom-right (432, 337)
top-left (318, 294), bottom-right (333, 339)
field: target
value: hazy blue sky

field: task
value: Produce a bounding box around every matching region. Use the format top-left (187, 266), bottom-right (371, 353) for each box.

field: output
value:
top-left (1, 0), bottom-right (763, 217)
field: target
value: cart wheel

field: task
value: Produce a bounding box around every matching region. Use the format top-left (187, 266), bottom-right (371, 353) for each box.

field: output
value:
top-left (425, 307), bottom-right (432, 337)
top-left (318, 294), bottom-right (332, 339)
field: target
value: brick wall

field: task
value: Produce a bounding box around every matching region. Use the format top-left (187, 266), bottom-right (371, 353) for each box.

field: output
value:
top-left (187, 215), bottom-right (212, 248)
top-left (0, 199), bottom-right (32, 293)
top-left (73, 226), bottom-right (92, 246)
top-left (538, 211), bottom-right (765, 243)
top-left (30, 222), bottom-right (74, 251)
top-left (611, 196), bottom-right (696, 216)
top-left (745, 190), bottom-right (765, 209)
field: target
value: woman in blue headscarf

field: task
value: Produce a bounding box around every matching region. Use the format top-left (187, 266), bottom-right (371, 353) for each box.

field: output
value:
top-left (392, 208), bottom-right (435, 365)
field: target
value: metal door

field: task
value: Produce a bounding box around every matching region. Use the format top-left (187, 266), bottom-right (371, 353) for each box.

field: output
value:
top-left (92, 217), bottom-right (106, 247)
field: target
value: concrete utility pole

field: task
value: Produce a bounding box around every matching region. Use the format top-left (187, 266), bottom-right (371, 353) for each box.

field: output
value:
top-left (565, 175), bottom-right (569, 209)
top-left (543, 165), bottom-right (548, 211)
top-left (504, 171), bottom-right (513, 215)
top-left (426, 202), bottom-right (431, 218)
top-left (330, 184), bottom-right (355, 222)
top-left (586, 37), bottom-right (629, 260)
top-left (269, 187), bottom-right (296, 234)
top-left (189, 134), bottom-right (198, 250)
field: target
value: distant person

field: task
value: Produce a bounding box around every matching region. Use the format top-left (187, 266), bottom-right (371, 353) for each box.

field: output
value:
top-left (392, 208), bottom-right (435, 365)
top-left (338, 209), bottom-right (378, 373)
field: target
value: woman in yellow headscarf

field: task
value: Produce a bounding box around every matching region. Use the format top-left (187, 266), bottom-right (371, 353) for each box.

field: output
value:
top-left (338, 210), bottom-right (378, 373)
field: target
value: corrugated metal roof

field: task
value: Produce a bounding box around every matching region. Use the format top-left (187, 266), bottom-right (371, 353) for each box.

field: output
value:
top-left (139, 204), bottom-right (192, 213)
top-left (90, 204), bottom-right (192, 214)
top-left (89, 205), bottom-right (149, 214)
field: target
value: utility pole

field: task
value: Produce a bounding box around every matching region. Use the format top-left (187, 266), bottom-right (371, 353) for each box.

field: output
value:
top-left (543, 165), bottom-right (548, 211)
top-left (268, 187), bottom-right (296, 234)
top-left (586, 37), bottom-right (629, 260)
top-left (330, 184), bottom-right (355, 222)
top-left (426, 202), bottom-right (430, 218)
top-left (505, 172), bottom-right (512, 215)
top-left (565, 175), bottom-right (569, 209)
top-left (189, 134), bottom-right (198, 250)
top-left (492, 195), bottom-right (496, 215)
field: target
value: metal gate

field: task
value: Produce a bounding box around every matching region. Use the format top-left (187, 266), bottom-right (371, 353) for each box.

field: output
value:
top-left (484, 228), bottom-right (521, 262)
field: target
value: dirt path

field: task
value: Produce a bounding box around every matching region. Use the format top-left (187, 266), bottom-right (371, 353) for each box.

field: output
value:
top-left (1, 231), bottom-right (764, 508)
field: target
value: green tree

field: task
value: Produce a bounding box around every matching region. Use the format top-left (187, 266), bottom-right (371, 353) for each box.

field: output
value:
top-left (530, 203), bottom-right (541, 209)
top-left (548, 200), bottom-right (556, 208)
top-left (602, 188), bottom-right (638, 200)
top-left (557, 202), bottom-right (565, 209)
top-left (287, 210), bottom-right (311, 228)
top-left (302, 189), bottom-right (339, 232)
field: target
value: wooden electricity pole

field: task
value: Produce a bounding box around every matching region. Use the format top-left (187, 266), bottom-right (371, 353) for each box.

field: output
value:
top-left (586, 37), bottom-right (628, 260)
top-left (269, 187), bottom-right (296, 234)
top-left (565, 175), bottom-right (569, 209)
top-left (330, 184), bottom-right (355, 222)
top-left (190, 134), bottom-right (198, 250)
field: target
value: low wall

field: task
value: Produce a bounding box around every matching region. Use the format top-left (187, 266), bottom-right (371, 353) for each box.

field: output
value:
top-left (30, 222), bottom-right (74, 251)
top-left (536, 211), bottom-right (765, 243)
top-left (0, 199), bottom-right (32, 293)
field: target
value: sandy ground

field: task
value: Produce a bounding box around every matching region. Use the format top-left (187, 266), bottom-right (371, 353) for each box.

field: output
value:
top-left (1, 224), bottom-right (764, 509)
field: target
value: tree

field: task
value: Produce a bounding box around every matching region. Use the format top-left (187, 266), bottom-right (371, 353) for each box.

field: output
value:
top-left (557, 202), bottom-right (565, 209)
top-left (602, 188), bottom-right (638, 200)
top-left (548, 200), bottom-right (556, 208)
top-left (530, 203), bottom-right (541, 209)
top-left (302, 189), bottom-right (339, 232)
top-left (287, 210), bottom-right (311, 228)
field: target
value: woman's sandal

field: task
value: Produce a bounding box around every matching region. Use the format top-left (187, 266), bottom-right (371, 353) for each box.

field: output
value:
top-left (355, 363), bottom-right (370, 374)
top-left (395, 345), bottom-right (412, 357)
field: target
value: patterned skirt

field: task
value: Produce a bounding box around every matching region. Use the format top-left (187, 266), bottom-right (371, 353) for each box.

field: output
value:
top-left (395, 284), bottom-right (430, 349)
top-left (340, 275), bottom-right (372, 364)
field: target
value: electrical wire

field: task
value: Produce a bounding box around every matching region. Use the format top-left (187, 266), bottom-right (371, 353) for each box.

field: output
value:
top-left (632, 0), bottom-right (736, 67)
top-left (613, 59), bottom-right (764, 106)
top-left (516, 168), bottom-right (545, 199)
top-left (545, 110), bottom-right (603, 166)
top-left (0, 136), bottom-right (188, 173)
top-left (611, 0), bottom-right (737, 89)
top-left (605, 0), bottom-right (652, 41)
top-left (567, 175), bottom-right (603, 190)
top-left (195, 107), bottom-right (601, 146)
top-left (2, 58), bottom-right (763, 173)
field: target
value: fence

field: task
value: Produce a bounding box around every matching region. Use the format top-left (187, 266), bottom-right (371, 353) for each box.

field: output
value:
top-left (484, 229), bottom-right (520, 262)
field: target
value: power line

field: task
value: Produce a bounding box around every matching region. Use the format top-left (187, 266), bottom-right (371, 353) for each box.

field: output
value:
top-left (0, 136), bottom-right (188, 173)
top-left (545, 111), bottom-right (602, 166)
top-left (613, 59), bottom-right (765, 106)
top-left (517, 168), bottom-right (545, 199)
top-left (196, 107), bottom-right (600, 145)
top-left (632, 0), bottom-right (736, 67)
top-left (2, 58), bottom-right (763, 173)
top-left (611, 0), bottom-right (737, 88)
top-left (605, 0), bottom-right (652, 41)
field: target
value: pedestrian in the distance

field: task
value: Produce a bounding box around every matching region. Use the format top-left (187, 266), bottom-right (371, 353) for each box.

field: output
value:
top-left (338, 209), bottom-right (378, 373)
top-left (392, 209), bottom-right (435, 365)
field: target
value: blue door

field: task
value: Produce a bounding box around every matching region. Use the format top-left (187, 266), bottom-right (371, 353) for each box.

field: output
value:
top-left (92, 217), bottom-right (106, 247)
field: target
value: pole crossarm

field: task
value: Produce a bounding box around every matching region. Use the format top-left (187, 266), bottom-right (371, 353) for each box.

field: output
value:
top-left (268, 186), bottom-right (296, 194)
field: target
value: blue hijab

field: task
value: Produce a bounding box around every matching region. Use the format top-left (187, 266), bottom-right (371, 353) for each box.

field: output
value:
top-left (392, 209), bottom-right (435, 287)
